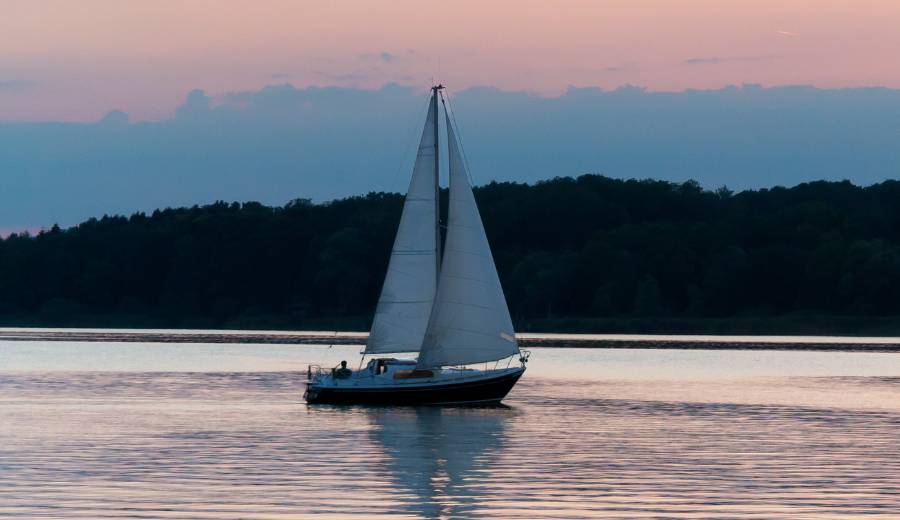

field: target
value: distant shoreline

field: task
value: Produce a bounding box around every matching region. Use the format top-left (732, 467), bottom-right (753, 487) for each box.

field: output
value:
top-left (8, 176), bottom-right (900, 341)
top-left (2, 328), bottom-right (899, 352)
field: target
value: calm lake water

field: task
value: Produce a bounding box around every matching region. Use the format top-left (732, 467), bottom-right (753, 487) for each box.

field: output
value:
top-left (1, 338), bottom-right (899, 518)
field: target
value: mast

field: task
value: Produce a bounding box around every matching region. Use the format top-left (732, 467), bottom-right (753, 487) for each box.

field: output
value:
top-left (432, 85), bottom-right (443, 282)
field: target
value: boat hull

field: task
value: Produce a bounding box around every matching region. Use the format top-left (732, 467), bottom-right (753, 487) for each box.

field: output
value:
top-left (305, 367), bottom-right (524, 405)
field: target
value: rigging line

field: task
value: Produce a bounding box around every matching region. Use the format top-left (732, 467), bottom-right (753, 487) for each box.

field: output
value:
top-left (442, 90), bottom-right (477, 187)
top-left (387, 91), bottom-right (433, 195)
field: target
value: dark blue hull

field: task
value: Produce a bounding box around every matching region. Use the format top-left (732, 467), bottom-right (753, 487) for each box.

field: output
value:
top-left (305, 368), bottom-right (524, 405)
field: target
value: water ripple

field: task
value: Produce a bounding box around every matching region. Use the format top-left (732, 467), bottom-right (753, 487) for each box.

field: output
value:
top-left (1, 371), bottom-right (898, 518)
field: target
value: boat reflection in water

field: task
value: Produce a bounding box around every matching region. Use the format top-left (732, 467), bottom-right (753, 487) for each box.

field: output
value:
top-left (367, 406), bottom-right (513, 518)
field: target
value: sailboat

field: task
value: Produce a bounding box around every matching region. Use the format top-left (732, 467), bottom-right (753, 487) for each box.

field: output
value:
top-left (304, 85), bottom-right (528, 405)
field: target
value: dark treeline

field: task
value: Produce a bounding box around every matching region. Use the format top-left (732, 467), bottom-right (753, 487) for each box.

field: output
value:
top-left (5, 175), bottom-right (900, 334)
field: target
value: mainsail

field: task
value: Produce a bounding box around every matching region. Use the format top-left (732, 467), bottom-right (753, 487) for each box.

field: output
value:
top-left (365, 92), bottom-right (439, 354)
top-left (416, 112), bottom-right (519, 369)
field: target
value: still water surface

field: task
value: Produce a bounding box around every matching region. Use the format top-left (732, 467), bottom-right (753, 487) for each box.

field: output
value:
top-left (1, 339), bottom-right (899, 518)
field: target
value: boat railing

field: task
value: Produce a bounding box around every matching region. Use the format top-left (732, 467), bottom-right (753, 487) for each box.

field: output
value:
top-left (519, 349), bottom-right (531, 367)
top-left (306, 364), bottom-right (331, 382)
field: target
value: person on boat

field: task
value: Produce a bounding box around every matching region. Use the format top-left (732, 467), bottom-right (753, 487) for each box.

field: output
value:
top-left (334, 360), bottom-right (352, 379)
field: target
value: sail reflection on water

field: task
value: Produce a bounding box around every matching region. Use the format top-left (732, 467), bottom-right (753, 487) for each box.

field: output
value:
top-left (368, 406), bottom-right (513, 518)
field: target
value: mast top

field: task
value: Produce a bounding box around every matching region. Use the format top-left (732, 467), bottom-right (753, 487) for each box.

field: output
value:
top-left (432, 84), bottom-right (444, 92)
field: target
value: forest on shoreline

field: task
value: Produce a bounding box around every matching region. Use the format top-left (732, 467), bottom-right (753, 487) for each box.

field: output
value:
top-left (4, 175), bottom-right (900, 335)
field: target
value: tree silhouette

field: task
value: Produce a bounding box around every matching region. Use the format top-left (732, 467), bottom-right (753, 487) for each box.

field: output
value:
top-left (3, 175), bottom-right (900, 333)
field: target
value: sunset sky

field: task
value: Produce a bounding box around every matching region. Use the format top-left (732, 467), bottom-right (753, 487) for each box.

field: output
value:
top-left (2, 1), bottom-right (900, 232)
top-left (3, 0), bottom-right (900, 121)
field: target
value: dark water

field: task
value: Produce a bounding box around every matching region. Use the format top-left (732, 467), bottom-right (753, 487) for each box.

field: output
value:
top-left (1, 341), bottom-right (899, 518)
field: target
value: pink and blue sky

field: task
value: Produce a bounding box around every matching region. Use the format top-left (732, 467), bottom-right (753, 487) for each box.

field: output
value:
top-left (3, 0), bottom-right (899, 121)
top-left (1, 1), bottom-right (900, 232)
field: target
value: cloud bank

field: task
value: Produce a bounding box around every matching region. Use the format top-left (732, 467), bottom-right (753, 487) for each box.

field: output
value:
top-left (1, 83), bottom-right (899, 230)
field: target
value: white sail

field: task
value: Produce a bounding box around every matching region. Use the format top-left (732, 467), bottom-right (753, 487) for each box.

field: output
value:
top-left (417, 113), bottom-right (519, 368)
top-left (366, 94), bottom-right (439, 354)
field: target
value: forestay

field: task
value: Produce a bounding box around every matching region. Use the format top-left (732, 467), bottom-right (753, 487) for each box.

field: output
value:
top-left (417, 113), bottom-right (519, 369)
top-left (366, 96), bottom-right (439, 354)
